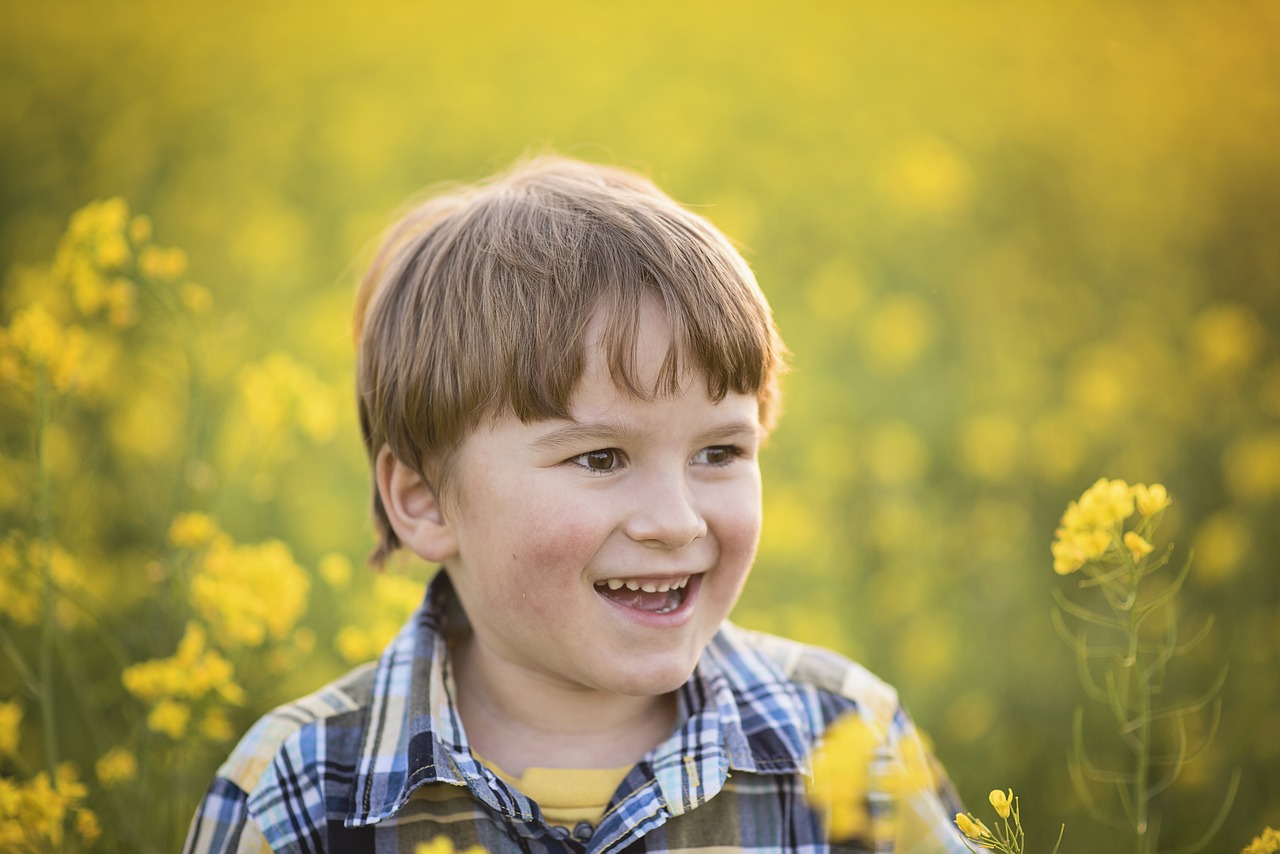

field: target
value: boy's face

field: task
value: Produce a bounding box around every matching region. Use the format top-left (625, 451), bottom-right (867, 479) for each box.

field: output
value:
top-left (440, 302), bottom-right (763, 700)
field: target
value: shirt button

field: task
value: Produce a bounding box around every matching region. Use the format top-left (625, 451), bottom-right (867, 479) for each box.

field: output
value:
top-left (573, 822), bottom-right (593, 840)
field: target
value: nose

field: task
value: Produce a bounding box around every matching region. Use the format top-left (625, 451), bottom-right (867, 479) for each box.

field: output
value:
top-left (623, 471), bottom-right (708, 550)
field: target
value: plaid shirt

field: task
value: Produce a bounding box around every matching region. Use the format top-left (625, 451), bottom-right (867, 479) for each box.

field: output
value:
top-left (185, 573), bottom-right (970, 853)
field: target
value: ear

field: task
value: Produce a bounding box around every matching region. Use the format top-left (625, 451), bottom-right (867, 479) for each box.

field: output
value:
top-left (375, 445), bottom-right (459, 563)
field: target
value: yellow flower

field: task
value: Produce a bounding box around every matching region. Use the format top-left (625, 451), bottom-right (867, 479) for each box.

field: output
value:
top-left (1133, 483), bottom-right (1172, 517)
top-left (190, 537), bottom-right (310, 648)
top-left (94, 233), bottom-right (130, 269)
top-left (1244, 827), bottom-right (1280, 854)
top-left (75, 808), bottom-right (101, 843)
top-left (147, 698), bottom-right (190, 739)
top-left (335, 626), bottom-right (373, 664)
top-left (122, 622), bottom-right (247, 707)
top-left (805, 714), bottom-right (880, 841)
top-left (955, 812), bottom-right (991, 841)
top-left (168, 512), bottom-right (220, 549)
top-left (319, 552), bottom-right (353, 589)
top-left (138, 245), bottom-right (188, 281)
top-left (0, 777), bottom-right (19, 813)
top-left (0, 701), bottom-right (21, 757)
top-left (988, 788), bottom-right (1013, 819)
top-left (104, 277), bottom-right (137, 327)
top-left (54, 762), bottom-right (87, 803)
top-left (7, 304), bottom-right (63, 366)
top-left (0, 819), bottom-right (22, 849)
top-left (20, 771), bottom-right (68, 845)
top-left (4, 304), bottom-right (90, 392)
top-left (95, 747), bottom-right (138, 787)
top-left (200, 708), bottom-right (236, 742)
top-left (1050, 477), bottom-right (1145, 573)
top-left (1124, 531), bottom-right (1154, 563)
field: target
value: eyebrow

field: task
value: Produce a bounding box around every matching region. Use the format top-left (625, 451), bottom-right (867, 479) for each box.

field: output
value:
top-left (528, 418), bottom-right (762, 454)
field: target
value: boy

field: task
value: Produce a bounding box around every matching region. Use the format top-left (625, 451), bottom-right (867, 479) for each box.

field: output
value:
top-left (186, 157), bottom-right (970, 852)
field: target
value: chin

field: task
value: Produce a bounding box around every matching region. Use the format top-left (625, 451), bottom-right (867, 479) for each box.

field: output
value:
top-left (602, 655), bottom-right (699, 698)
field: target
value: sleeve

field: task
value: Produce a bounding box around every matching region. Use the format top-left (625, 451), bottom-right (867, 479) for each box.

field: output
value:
top-left (183, 777), bottom-right (275, 854)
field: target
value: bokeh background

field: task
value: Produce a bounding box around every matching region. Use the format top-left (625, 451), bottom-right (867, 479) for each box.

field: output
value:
top-left (2, 0), bottom-right (1278, 850)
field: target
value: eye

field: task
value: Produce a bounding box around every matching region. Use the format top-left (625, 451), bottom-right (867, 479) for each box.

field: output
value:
top-left (569, 448), bottom-right (623, 473)
top-left (692, 445), bottom-right (740, 466)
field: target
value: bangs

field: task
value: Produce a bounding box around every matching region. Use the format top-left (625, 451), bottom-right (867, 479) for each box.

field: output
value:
top-left (497, 208), bottom-right (781, 427)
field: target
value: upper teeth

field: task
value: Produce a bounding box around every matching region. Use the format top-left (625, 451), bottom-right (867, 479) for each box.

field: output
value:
top-left (598, 576), bottom-right (690, 593)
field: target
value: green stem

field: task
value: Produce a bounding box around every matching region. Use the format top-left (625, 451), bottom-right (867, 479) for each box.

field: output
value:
top-left (35, 368), bottom-right (59, 773)
top-left (1123, 559), bottom-right (1151, 854)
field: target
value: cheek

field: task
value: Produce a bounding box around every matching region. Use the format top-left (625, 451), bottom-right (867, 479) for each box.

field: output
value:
top-left (483, 501), bottom-right (606, 613)
top-left (718, 481), bottom-right (763, 558)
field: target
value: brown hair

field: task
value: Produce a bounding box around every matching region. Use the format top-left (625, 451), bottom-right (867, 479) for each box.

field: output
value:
top-left (354, 156), bottom-right (786, 566)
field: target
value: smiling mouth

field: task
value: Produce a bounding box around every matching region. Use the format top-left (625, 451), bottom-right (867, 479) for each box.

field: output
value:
top-left (593, 575), bottom-right (691, 614)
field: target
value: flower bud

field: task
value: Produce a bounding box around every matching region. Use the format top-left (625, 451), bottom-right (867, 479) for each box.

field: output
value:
top-left (1124, 531), bottom-right (1154, 563)
top-left (1134, 483), bottom-right (1172, 517)
top-left (955, 813), bottom-right (991, 840)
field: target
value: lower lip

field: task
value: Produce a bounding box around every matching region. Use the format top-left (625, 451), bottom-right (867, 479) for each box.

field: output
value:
top-left (594, 574), bottom-right (702, 629)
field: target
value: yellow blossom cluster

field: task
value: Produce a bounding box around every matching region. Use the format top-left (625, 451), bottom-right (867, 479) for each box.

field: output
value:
top-left (0, 763), bottom-right (100, 850)
top-left (333, 571), bottom-right (423, 664)
top-left (238, 353), bottom-right (338, 444)
top-left (955, 812), bottom-right (993, 843)
top-left (1051, 478), bottom-right (1171, 575)
top-left (0, 197), bottom-right (209, 403)
top-left (188, 536), bottom-right (310, 648)
top-left (93, 747), bottom-right (137, 788)
top-left (1244, 827), bottom-right (1280, 854)
top-left (0, 535), bottom-right (86, 627)
top-left (0, 302), bottom-right (91, 393)
top-left (168, 512), bottom-right (221, 550)
top-left (953, 787), bottom-right (1045, 854)
top-left (121, 622), bottom-right (246, 741)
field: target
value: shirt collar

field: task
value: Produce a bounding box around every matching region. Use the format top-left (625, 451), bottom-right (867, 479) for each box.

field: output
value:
top-left (345, 571), bottom-right (819, 827)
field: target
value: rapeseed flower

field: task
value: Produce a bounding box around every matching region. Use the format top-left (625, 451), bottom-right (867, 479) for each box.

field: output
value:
top-left (95, 747), bottom-right (138, 787)
top-left (2, 304), bottom-right (90, 392)
top-left (1124, 531), bottom-right (1154, 563)
top-left (1244, 827), bottom-right (1280, 854)
top-left (0, 762), bottom-right (92, 848)
top-left (955, 812), bottom-right (991, 841)
top-left (1050, 478), bottom-right (1166, 575)
top-left (190, 538), bottom-right (309, 648)
top-left (199, 708), bottom-right (235, 742)
top-left (989, 788), bottom-right (1012, 819)
top-left (319, 552), bottom-right (353, 589)
top-left (807, 713), bottom-right (879, 840)
top-left (75, 808), bottom-right (102, 844)
top-left (138, 245), bottom-right (188, 281)
top-left (122, 622), bottom-right (245, 705)
top-left (168, 512), bottom-right (221, 549)
top-left (1133, 483), bottom-right (1171, 517)
top-left (147, 698), bottom-right (191, 739)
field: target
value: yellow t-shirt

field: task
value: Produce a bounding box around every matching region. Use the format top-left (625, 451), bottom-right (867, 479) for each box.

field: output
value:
top-left (475, 753), bottom-right (631, 827)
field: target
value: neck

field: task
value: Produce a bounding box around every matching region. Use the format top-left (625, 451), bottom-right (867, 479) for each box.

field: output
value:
top-left (451, 633), bottom-right (677, 776)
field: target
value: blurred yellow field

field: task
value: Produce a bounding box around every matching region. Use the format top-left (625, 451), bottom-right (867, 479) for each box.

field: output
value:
top-left (1, 1), bottom-right (1278, 849)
